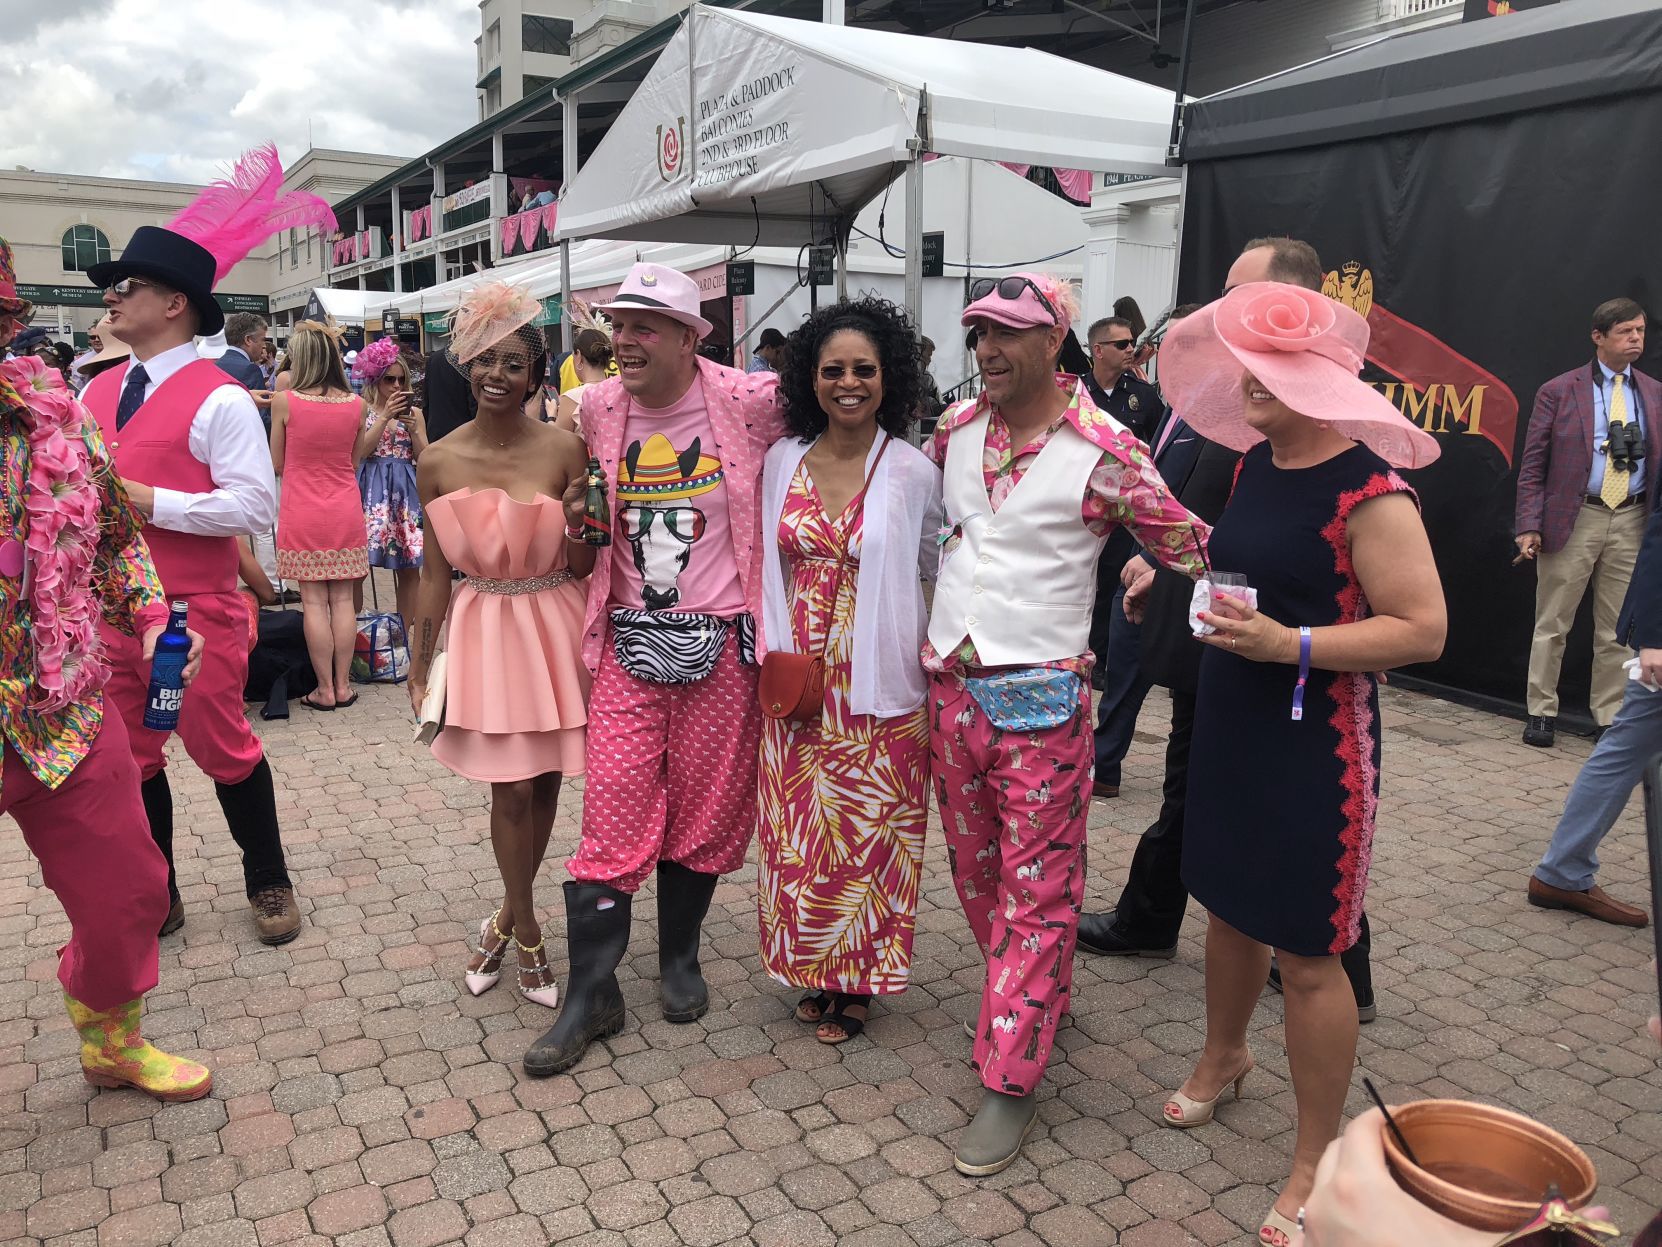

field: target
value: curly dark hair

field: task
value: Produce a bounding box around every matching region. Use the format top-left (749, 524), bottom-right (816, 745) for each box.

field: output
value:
top-left (779, 295), bottom-right (921, 441)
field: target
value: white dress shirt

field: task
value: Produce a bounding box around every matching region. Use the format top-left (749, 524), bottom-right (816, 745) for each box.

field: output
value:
top-left (121, 342), bottom-right (278, 536)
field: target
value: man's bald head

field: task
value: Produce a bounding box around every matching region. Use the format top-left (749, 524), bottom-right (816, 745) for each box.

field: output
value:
top-left (1225, 237), bottom-right (1323, 293)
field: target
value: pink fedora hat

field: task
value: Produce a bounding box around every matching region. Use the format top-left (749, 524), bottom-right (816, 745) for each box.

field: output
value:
top-left (1157, 281), bottom-right (1439, 469)
top-left (596, 262), bottom-right (713, 339)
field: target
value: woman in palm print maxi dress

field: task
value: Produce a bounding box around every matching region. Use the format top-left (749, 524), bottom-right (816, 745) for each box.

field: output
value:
top-left (756, 297), bottom-right (942, 1045)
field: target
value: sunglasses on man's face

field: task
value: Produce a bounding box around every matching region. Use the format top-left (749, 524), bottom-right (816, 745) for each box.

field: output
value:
top-left (818, 363), bottom-right (880, 381)
top-left (1094, 339), bottom-right (1134, 352)
top-left (104, 277), bottom-right (161, 299)
top-left (968, 276), bottom-right (1059, 326)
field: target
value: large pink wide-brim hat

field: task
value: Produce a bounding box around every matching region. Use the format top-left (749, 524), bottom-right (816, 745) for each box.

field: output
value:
top-left (1157, 281), bottom-right (1439, 470)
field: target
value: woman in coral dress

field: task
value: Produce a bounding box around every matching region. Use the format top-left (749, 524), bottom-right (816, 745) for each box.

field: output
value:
top-left (272, 322), bottom-right (375, 709)
top-left (757, 297), bottom-right (942, 1044)
top-left (408, 283), bottom-right (595, 1016)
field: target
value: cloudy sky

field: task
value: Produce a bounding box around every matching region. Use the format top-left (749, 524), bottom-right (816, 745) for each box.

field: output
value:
top-left (0, 0), bottom-right (480, 182)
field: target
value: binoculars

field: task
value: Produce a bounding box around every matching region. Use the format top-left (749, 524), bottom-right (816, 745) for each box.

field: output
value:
top-left (1606, 419), bottom-right (1647, 473)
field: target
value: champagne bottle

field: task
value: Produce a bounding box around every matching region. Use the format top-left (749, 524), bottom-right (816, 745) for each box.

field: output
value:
top-left (583, 457), bottom-right (612, 547)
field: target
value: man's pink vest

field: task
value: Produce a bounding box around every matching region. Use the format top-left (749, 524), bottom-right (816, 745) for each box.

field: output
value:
top-left (83, 361), bottom-right (240, 596)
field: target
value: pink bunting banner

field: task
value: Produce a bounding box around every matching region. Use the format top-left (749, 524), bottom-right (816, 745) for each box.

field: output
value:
top-left (516, 208), bottom-right (543, 250)
top-left (542, 203), bottom-right (558, 237)
top-left (358, 231), bottom-right (372, 258)
top-left (1054, 168), bottom-right (1093, 203)
top-left (501, 215), bottom-right (521, 254)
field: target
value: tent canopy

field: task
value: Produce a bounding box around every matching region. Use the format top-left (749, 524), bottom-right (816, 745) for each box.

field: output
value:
top-left (304, 287), bottom-right (378, 325)
top-left (1182, 0), bottom-right (1662, 162)
top-left (555, 4), bottom-right (1176, 246)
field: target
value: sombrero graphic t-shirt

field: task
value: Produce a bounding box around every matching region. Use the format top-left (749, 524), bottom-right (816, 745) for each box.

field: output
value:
top-left (610, 380), bottom-right (745, 617)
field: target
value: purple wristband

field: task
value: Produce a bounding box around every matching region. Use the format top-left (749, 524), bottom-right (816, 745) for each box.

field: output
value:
top-left (1291, 626), bottom-right (1311, 721)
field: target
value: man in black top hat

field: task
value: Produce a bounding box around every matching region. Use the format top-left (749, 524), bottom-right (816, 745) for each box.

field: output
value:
top-left (82, 193), bottom-right (321, 947)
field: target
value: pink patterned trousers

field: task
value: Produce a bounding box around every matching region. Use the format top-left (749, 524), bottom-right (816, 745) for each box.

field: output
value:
top-left (568, 630), bottom-right (762, 894)
top-left (929, 672), bottom-right (1092, 1095)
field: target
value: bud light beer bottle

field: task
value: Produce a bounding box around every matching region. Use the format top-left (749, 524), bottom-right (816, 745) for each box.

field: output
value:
top-left (142, 601), bottom-right (190, 732)
top-left (582, 457), bottom-right (612, 547)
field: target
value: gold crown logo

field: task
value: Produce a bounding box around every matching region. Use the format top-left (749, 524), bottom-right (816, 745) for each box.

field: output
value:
top-left (1341, 261), bottom-right (1362, 279)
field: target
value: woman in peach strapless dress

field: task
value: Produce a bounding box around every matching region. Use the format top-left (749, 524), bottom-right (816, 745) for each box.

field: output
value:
top-left (407, 283), bottom-right (597, 1016)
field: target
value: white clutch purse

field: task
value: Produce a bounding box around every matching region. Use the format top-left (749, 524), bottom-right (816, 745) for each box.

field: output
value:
top-left (413, 650), bottom-right (447, 744)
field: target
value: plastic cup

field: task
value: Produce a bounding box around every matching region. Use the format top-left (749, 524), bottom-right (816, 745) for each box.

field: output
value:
top-left (1379, 1099), bottom-right (1597, 1233)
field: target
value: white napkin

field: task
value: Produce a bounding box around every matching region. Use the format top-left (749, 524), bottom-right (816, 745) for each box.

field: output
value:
top-left (1623, 655), bottom-right (1660, 692)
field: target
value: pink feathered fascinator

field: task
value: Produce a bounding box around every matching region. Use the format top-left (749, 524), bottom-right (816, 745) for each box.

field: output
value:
top-left (447, 282), bottom-right (543, 367)
top-left (351, 337), bottom-right (403, 385)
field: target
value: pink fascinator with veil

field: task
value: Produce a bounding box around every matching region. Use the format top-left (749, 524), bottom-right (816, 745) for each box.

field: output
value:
top-left (352, 337), bottom-right (403, 385)
top-left (1157, 281), bottom-right (1439, 470)
top-left (447, 282), bottom-right (543, 367)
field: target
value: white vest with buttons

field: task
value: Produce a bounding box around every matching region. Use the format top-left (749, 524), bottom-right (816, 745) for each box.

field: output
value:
top-left (928, 407), bottom-right (1109, 668)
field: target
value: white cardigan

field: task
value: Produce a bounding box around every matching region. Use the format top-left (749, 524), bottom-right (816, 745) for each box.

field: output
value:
top-left (760, 434), bottom-right (944, 719)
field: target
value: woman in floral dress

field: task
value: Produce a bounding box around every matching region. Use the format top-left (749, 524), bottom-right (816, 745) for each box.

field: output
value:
top-left (757, 297), bottom-right (943, 1044)
top-left (352, 339), bottom-right (427, 629)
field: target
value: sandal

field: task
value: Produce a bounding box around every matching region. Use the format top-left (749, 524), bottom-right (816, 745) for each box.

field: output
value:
top-left (795, 992), bottom-right (833, 1024)
top-left (816, 994), bottom-right (871, 1045)
top-left (334, 692), bottom-right (359, 709)
top-left (299, 693), bottom-right (335, 711)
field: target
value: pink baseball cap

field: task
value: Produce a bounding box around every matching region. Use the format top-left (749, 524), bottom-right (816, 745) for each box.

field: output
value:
top-left (960, 273), bottom-right (1068, 330)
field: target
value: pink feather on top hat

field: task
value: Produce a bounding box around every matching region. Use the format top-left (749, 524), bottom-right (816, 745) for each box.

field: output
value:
top-left (167, 143), bottom-right (337, 282)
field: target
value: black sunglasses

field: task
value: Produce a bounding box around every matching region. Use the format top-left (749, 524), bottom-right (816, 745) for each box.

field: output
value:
top-left (1094, 338), bottom-right (1134, 351)
top-left (968, 276), bottom-right (1059, 325)
top-left (104, 277), bottom-right (161, 299)
top-left (819, 363), bottom-right (880, 381)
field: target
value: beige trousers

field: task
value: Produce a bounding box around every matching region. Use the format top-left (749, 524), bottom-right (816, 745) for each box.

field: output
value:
top-left (1526, 500), bottom-right (1645, 723)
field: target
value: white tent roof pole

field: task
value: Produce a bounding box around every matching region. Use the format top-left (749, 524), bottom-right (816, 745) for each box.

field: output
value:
top-left (904, 87), bottom-right (929, 345)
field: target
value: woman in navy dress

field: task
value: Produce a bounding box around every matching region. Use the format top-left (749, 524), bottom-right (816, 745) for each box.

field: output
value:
top-left (1148, 282), bottom-right (1447, 1246)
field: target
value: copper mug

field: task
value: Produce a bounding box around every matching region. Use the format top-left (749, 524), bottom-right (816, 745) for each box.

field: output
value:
top-left (1380, 1099), bottom-right (1598, 1234)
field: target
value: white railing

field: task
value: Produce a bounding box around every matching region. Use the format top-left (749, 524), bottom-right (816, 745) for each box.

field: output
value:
top-left (1379, 0), bottom-right (1459, 18)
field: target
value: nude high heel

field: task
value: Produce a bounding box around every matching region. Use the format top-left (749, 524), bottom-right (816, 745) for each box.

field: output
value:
top-left (1161, 1055), bottom-right (1253, 1128)
top-left (464, 911), bottom-right (510, 996)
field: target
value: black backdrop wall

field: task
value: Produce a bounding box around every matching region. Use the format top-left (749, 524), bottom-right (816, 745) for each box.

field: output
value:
top-left (1176, 92), bottom-right (1662, 716)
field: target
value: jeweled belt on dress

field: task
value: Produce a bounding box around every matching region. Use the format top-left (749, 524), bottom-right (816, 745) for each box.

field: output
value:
top-left (465, 570), bottom-right (574, 595)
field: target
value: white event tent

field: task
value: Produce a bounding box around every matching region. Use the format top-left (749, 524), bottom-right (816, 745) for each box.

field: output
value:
top-left (551, 4), bottom-right (1177, 332)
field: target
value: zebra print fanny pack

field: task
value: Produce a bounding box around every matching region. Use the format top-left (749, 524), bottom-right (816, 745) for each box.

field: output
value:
top-left (609, 609), bottom-right (755, 685)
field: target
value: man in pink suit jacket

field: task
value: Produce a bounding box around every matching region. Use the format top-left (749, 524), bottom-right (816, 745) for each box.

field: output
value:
top-left (1515, 298), bottom-right (1662, 746)
top-left (527, 263), bottom-right (785, 1078)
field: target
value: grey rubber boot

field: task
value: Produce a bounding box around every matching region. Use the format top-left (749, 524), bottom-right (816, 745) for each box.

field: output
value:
top-left (953, 1089), bottom-right (1038, 1177)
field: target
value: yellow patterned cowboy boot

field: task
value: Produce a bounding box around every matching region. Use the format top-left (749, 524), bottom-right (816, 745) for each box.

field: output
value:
top-left (64, 994), bottom-right (213, 1102)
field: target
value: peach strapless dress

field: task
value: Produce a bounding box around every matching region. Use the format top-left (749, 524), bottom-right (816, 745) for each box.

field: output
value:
top-left (426, 488), bottom-right (591, 782)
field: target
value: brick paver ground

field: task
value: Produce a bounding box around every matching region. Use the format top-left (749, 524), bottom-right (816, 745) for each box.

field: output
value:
top-left (1, 666), bottom-right (1659, 1245)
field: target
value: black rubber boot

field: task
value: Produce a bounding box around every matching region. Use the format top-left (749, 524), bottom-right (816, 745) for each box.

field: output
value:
top-left (523, 882), bottom-right (631, 1078)
top-left (656, 861), bottom-right (718, 1023)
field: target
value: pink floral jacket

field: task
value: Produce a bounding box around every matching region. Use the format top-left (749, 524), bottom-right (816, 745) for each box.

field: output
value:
top-left (576, 357), bottom-right (785, 672)
top-left (0, 362), bottom-right (165, 795)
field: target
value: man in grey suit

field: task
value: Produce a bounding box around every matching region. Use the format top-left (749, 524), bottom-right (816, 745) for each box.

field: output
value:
top-left (218, 312), bottom-right (271, 430)
top-left (217, 312), bottom-right (269, 388)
